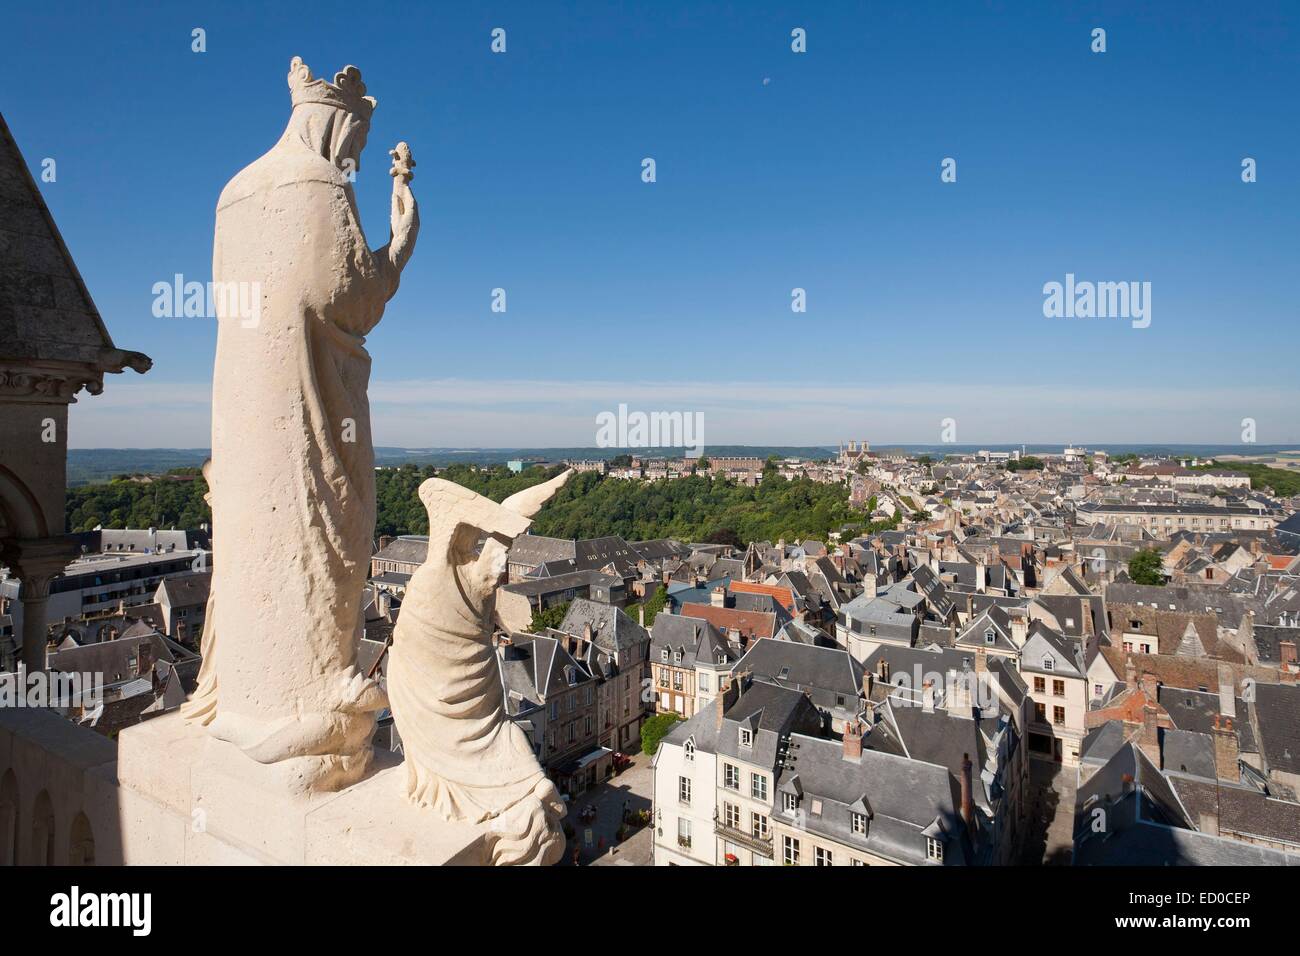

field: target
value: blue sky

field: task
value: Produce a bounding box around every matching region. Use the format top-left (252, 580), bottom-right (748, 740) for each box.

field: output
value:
top-left (5, 0), bottom-right (1297, 448)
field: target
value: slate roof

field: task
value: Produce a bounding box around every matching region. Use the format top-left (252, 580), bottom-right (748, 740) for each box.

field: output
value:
top-left (557, 598), bottom-right (649, 658)
top-left (735, 638), bottom-right (864, 714)
top-left (0, 112), bottom-right (151, 376)
top-left (650, 612), bottom-right (732, 669)
top-left (497, 632), bottom-right (593, 714)
top-left (1019, 623), bottom-right (1085, 677)
top-left (775, 734), bottom-right (968, 866)
top-left (373, 535), bottom-right (430, 566)
top-left (1157, 685), bottom-right (1257, 754)
top-left (1075, 741), bottom-right (1297, 865)
top-left (156, 570), bottom-right (211, 608)
top-left (1169, 774), bottom-right (1300, 847)
top-left (500, 568), bottom-right (619, 597)
top-left (1160, 728), bottom-right (1216, 778)
top-left (1253, 682), bottom-right (1300, 777)
top-left (714, 680), bottom-right (823, 769)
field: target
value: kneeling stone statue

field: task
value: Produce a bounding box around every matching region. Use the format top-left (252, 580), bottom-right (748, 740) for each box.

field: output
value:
top-left (388, 470), bottom-right (574, 866)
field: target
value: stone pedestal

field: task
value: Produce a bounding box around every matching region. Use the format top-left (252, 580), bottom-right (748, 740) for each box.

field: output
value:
top-left (115, 713), bottom-right (491, 865)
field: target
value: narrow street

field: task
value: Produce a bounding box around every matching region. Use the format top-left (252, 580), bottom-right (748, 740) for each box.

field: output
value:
top-left (1018, 760), bottom-right (1078, 865)
top-left (561, 751), bottom-right (655, 866)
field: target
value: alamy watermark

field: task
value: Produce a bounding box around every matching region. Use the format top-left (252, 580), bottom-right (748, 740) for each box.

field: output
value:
top-left (152, 273), bottom-right (261, 328)
top-left (1043, 273), bottom-right (1151, 329)
top-left (595, 404), bottom-right (704, 458)
top-left (1, 665), bottom-right (103, 720)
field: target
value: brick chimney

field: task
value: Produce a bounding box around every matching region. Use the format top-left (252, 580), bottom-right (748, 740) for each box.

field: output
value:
top-left (136, 640), bottom-right (153, 678)
top-left (715, 676), bottom-right (742, 730)
top-left (975, 647), bottom-right (987, 675)
top-left (1139, 704), bottom-right (1162, 768)
top-left (842, 719), bottom-right (864, 760)
top-left (1280, 641), bottom-right (1298, 670)
top-left (1212, 715), bottom-right (1239, 782)
top-left (877, 658), bottom-right (890, 682)
top-left (1139, 672), bottom-right (1159, 703)
top-left (959, 753), bottom-right (975, 833)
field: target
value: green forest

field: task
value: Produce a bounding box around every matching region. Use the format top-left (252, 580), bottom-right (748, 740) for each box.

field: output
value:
top-left (1192, 461), bottom-right (1300, 498)
top-left (64, 463), bottom-right (881, 544)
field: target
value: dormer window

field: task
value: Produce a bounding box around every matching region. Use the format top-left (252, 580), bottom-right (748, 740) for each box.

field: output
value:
top-left (661, 649), bottom-right (669, 662)
top-left (1042, 658), bottom-right (1054, 671)
top-left (984, 629), bottom-right (995, 645)
top-left (782, 792), bottom-right (798, 813)
top-left (739, 728), bottom-right (753, 749)
top-left (673, 650), bottom-right (682, 665)
top-left (684, 738), bottom-right (695, 762)
top-left (851, 812), bottom-right (867, 835)
top-left (926, 837), bottom-right (944, 862)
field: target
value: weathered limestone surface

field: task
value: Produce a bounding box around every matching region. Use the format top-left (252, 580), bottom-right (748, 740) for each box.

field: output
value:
top-left (117, 713), bottom-right (490, 864)
top-left (387, 472), bottom-right (574, 866)
top-left (0, 708), bottom-right (496, 865)
top-left (185, 57), bottom-right (418, 793)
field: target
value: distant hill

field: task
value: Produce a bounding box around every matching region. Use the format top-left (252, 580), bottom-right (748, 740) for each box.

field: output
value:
top-left (65, 444), bottom-right (1300, 486)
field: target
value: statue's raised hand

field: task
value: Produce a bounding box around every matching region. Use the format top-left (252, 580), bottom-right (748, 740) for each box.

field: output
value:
top-left (387, 142), bottom-right (419, 273)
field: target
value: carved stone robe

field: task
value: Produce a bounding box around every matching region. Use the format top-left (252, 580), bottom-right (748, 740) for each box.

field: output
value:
top-left (198, 124), bottom-right (395, 783)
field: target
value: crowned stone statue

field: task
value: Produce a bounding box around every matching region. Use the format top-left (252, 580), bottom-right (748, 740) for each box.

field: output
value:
top-left (184, 57), bottom-right (419, 793)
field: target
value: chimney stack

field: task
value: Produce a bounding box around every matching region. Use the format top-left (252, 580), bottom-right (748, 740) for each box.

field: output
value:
top-left (1217, 668), bottom-right (1237, 720)
top-left (842, 719), bottom-right (864, 760)
top-left (715, 676), bottom-right (742, 730)
top-left (959, 753), bottom-right (975, 834)
top-left (1212, 715), bottom-right (1239, 782)
top-left (1139, 672), bottom-right (1159, 703)
top-left (1139, 704), bottom-right (1162, 768)
top-left (1009, 615), bottom-right (1028, 646)
top-left (710, 586), bottom-right (727, 608)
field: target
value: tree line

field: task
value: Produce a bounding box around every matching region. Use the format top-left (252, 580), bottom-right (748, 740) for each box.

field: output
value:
top-left (66, 463), bottom-right (879, 546)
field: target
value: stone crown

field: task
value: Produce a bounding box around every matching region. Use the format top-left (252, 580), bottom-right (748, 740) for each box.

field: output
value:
top-left (287, 56), bottom-right (376, 122)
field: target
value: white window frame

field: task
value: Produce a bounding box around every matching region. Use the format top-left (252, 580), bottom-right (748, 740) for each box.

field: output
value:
top-left (783, 835), bottom-right (800, 866)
